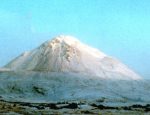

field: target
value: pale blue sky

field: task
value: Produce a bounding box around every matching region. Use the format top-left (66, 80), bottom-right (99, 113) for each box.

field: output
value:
top-left (0, 0), bottom-right (150, 78)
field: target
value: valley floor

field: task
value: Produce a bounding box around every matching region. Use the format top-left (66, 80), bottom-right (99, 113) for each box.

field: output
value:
top-left (0, 100), bottom-right (150, 115)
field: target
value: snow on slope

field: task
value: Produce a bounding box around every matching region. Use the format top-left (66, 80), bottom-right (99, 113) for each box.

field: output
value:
top-left (0, 71), bottom-right (149, 104)
top-left (0, 35), bottom-right (149, 104)
top-left (0, 68), bottom-right (10, 71)
top-left (4, 35), bottom-right (141, 80)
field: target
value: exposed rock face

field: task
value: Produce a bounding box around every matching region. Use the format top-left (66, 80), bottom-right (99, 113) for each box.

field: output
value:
top-left (4, 35), bottom-right (141, 80)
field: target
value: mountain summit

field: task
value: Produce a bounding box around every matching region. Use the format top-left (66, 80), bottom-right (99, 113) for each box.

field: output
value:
top-left (5, 35), bottom-right (141, 79)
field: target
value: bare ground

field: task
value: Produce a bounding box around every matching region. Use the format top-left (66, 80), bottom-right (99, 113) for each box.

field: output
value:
top-left (0, 100), bottom-right (150, 115)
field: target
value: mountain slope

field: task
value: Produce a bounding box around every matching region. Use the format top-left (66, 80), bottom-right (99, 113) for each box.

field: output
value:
top-left (5, 35), bottom-right (141, 80)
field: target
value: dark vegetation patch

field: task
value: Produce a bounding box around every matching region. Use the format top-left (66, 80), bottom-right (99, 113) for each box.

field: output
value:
top-left (32, 86), bottom-right (46, 95)
top-left (16, 102), bottom-right (78, 110)
top-left (47, 103), bottom-right (59, 109)
top-left (61, 103), bottom-right (78, 109)
top-left (90, 103), bottom-right (150, 112)
top-left (81, 110), bottom-right (95, 114)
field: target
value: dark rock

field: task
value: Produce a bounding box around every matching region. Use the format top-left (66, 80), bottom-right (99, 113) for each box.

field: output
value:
top-left (122, 106), bottom-right (131, 110)
top-left (91, 104), bottom-right (106, 109)
top-left (20, 103), bottom-right (31, 107)
top-left (62, 103), bottom-right (78, 109)
top-left (90, 104), bottom-right (98, 108)
top-left (36, 106), bottom-right (45, 110)
top-left (32, 86), bottom-right (46, 95)
top-left (47, 103), bottom-right (59, 109)
top-left (146, 104), bottom-right (150, 107)
top-left (131, 104), bottom-right (144, 108)
top-left (81, 110), bottom-right (94, 114)
top-left (13, 104), bottom-right (16, 107)
top-left (145, 108), bottom-right (150, 112)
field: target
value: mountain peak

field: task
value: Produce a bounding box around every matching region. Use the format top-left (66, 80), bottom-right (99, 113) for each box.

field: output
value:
top-left (39, 35), bottom-right (81, 51)
top-left (53, 35), bottom-right (79, 42)
top-left (50, 35), bottom-right (80, 45)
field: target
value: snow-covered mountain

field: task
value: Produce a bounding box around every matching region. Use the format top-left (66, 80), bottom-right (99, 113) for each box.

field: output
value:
top-left (0, 35), bottom-right (149, 104)
top-left (5, 35), bottom-right (141, 80)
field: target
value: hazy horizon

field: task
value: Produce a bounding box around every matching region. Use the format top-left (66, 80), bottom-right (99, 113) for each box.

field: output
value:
top-left (0, 0), bottom-right (150, 78)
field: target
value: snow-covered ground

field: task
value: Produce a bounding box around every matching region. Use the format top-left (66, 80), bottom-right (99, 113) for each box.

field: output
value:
top-left (0, 70), bottom-right (149, 105)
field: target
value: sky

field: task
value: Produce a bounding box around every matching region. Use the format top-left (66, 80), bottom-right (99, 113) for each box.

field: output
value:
top-left (0, 0), bottom-right (150, 78)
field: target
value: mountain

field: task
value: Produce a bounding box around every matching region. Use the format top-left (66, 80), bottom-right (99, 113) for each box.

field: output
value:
top-left (0, 35), bottom-right (149, 104)
top-left (5, 35), bottom-right (141, 80)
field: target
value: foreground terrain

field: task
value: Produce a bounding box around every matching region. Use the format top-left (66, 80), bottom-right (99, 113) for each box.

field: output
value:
top-left (0, 99), bottom-right (150, 115)
top-left (0, 71), bottom-right (150, 115)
